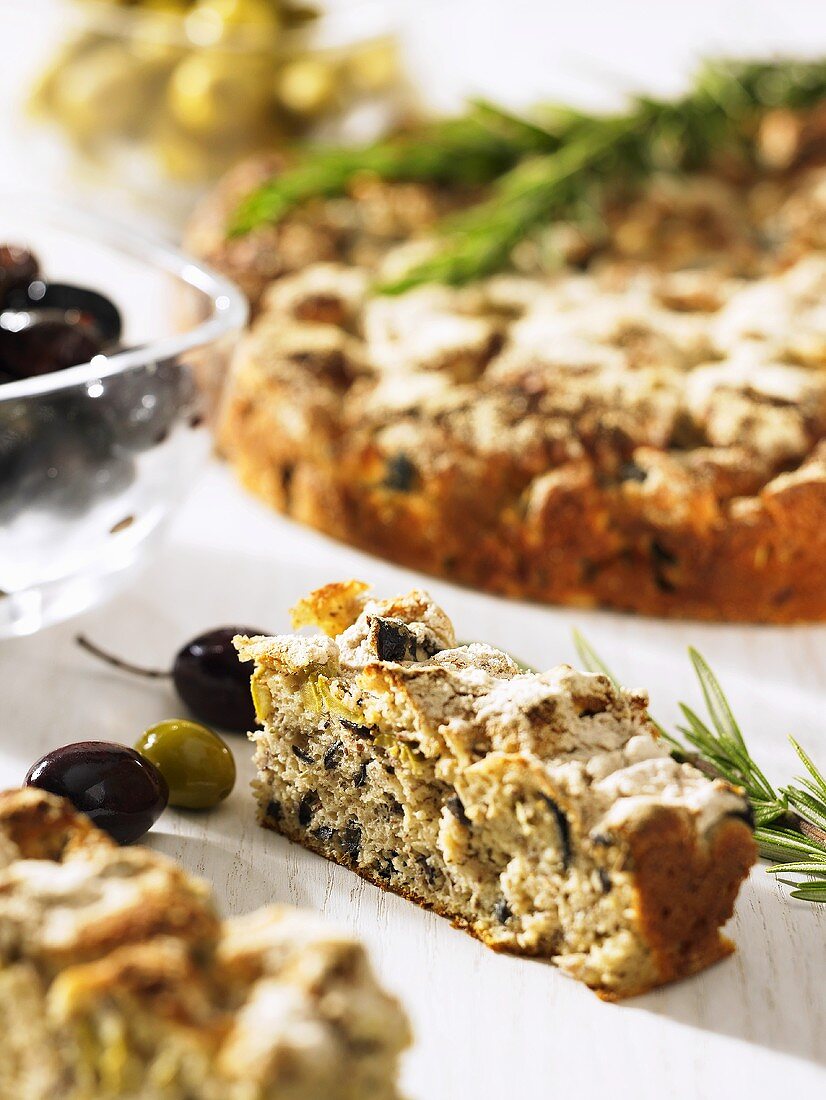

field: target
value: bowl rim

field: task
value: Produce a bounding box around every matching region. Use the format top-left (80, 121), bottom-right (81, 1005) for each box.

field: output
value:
top-left (0, 191), bottom-right (248, 402)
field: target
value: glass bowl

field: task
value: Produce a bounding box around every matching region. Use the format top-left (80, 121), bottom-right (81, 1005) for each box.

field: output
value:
top-left (0, 194), bottom-right (247, 638)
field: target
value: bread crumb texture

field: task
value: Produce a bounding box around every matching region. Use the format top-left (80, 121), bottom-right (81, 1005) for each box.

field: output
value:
top-left (239, 581), bottom-right (756, 999)
top-left (0, 788), bottom-right (410, 1100)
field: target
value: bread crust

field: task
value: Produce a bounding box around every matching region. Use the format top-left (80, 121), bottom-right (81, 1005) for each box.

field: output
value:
top-left (0, 789), bottom-right (411, 1100)
top-left (192, 134), bottom-right (826, 622)
top-left (226, 430), bottom-right (826, 622)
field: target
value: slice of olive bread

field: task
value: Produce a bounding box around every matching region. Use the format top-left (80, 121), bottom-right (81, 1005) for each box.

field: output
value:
top-left (0, 788), bottom-right (410, 1100)
top-left (238, 580), bottom-right (756, 999)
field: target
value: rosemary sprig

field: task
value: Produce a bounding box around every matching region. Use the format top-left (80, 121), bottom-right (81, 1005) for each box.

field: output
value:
top-left (228, 106), bottom-right (547, 237)
top-left (228, 57), bottom-right (826, 289)
top-left (380, 114), bottom-right (640, 294)
top-left (572, 634), bottom-right (826, 903)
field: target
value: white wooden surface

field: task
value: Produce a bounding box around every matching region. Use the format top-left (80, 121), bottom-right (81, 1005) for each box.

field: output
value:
top-left (2, 4), bottom-right (826, 1094)
top-left (1, 462), bottom-right (825, 1100)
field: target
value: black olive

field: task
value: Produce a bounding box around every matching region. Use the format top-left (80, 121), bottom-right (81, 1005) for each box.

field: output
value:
top-left (5, 282), bottom-right (122, 347)
top-left (542, 795), bottom-right (571, 868)
top-left (376, 855), bottom-right (396, 880)
top-left (298, 790), bottom-right (321, 827)
top-left (265, 799), bottom-right (282, 823)
top-left (354, 762), bottom-right (369, 788)
top-left (0, 395), bottom-right (133, 523)
top-left (0, 320), bottom-right (103, 380)
top-left (0, 246), bottom-right (39, 306)
top-left (417, 855), bottom-right (437, 886)
top-left (375, 618), bottom-right (415, 662)
top-left (446, 793), bottom-right (470, 826)
top-left (172, 627), bottom-right (267, 732)
top-left (25, 741), bottom-right (168, 844)
top-left (342, 823), bottom-right (362, 861)
top-left (292, 745), bottom-right (315, 764)
top-left (323, 740), bottom-right (344, 770)
top-left (618, 461), bottom-right (647, 483)
top-left (76, 627), bottom-right (269, 735)
top-left (493, 898), bottom-right (512, 923)
top-left (103, 359), bottom-right (198, 452)
top-left (383, 453), bottom-right (417, 492)
top-left (650, 540), bottom-right (679, 593)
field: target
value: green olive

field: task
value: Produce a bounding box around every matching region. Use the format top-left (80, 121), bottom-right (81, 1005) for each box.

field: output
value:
top-left (140, 0), bottom-right (193, 11)
top-left (135, 719), bottom-right (236, 810)
top-left (51, 44), bottom-right (150, 140)
top-left (27, 33), bottom-right (106, 117)
top-left (342, 38), bottom-right (398, 94)
top-left (167, 50), bottom-right (273, 135)
top-left (131, 17), bottom-right (187, 69)
top-left (150, 116), bottom-right (228, 180)
top-left (276, 55), bottom-right (337, 115)
top-left (184, 0), bottom-right (280, 46)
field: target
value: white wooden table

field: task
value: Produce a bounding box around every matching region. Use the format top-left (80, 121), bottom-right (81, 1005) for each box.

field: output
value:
top-left (2, 460), bottom-right (824, 1099)
top-left (3, 4), bottom-right (826, 1093)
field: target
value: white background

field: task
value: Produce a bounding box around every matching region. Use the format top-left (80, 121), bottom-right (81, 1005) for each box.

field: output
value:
top-left (1, 3), bottom-right (826, 1098)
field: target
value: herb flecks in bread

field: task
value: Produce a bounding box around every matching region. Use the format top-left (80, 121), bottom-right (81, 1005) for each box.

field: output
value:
top-left (237, 581), bottom-right (756, 999)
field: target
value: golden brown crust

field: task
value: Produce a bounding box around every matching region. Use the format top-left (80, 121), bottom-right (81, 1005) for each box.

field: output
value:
top-left (0, 790), bottom-right (411, 1099)
top-left (291, 579), bottom-right (371, 636)
top-left (225, 413), bottom-right (826, 622)
top-left (606, 809), bottom-right (757, 999)
top-left (246, 587), bottom-right (756, 996)
top-left (0, 788), bottom-right (114, 862)
top-left (0, 791), bottom-right (220, 975)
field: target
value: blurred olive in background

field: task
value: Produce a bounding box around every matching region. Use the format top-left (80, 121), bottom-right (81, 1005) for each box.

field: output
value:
top-left (26, 0), bottom-right (406, 194)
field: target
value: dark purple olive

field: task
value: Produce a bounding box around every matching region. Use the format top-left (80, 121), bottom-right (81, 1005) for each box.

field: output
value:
top-left (173, 627), bottom-right (265, 732)
top-left (76, 627), bottom-right (270, 734)
top-left (0, 320), bottom-right (103, 380)
top-left (25, 741), bottom-right (169, 844)
top-left (5, 282), bottom-right (122, 347)
top-left (0, 246), bottom-right (39, 306)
